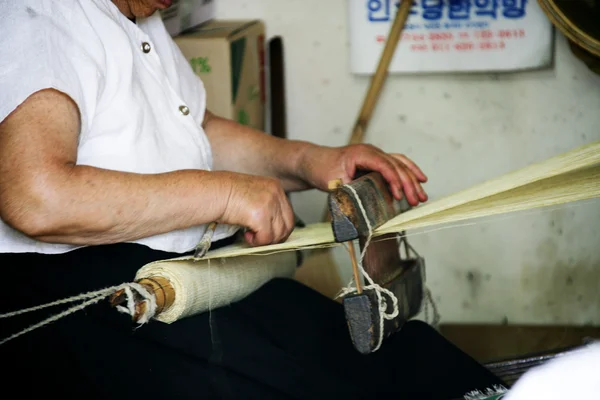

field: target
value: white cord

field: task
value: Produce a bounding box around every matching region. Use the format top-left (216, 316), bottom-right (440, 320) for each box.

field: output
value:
top-left (0, 282), bottom-right (156, 346)
top-left (336, 184), bottom-right (400, 352)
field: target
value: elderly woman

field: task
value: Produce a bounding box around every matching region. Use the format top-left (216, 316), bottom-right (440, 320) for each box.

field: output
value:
top-left (0, 0), bottom-right (504, 398)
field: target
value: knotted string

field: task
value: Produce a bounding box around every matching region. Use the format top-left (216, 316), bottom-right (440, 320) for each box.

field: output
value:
top-left (335, 184), bottom-right (401, 352)
top-left (336, 184), bottom-right (443, 351)
top-left (0, 282), bottom-right (156, 346)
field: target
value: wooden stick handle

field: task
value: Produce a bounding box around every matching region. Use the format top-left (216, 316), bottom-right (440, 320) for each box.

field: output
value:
top-left (348, 241), bottom-right (363, 294)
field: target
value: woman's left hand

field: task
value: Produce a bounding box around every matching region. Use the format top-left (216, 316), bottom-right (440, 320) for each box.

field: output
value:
top-left (298, 144), bottom-right (428, 206)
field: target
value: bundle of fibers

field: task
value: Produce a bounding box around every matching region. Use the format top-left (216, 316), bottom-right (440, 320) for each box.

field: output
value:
top-left (134, 251), bottom-right (298, 323)
top-left (198, 140), bottom-right (600, 261)
top-left (2, 142), bottom-right (598, 343)
top-left (131, 140), bottom-right (600, 323)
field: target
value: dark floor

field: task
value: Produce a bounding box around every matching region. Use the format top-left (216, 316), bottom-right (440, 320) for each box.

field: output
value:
top-left (439, 323), bottom-right (600, 362)
top-left (439, 323), bottom-right (600, 386)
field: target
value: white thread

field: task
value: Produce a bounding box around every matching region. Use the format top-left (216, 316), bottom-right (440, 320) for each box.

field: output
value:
top-left (0, 287), bottom-right (117, 319)
top-left (200, 198), bottom-right (598, 261)
top-left (135, 252), bottom-right (297, 324)
top-left (336, 184), bottom-right (400, 352)
top-left (114, 282), bottom-right (157, 325)
top-left (422, 286), bottom-right (441, 328)
top-left (208, 257), bottom-right (216, 345)
top-left (0, 282), bottom-right (157, 346)
top-left (115, 285), bottom-right (136, 317)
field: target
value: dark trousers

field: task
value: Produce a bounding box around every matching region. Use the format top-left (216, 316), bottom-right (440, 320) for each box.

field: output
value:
top-left (0, 243), bottom-right (504, 399)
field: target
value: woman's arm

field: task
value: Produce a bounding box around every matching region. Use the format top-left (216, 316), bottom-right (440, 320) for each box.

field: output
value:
top-left (202, 110), bottom-right (317, 192)
top-left (0, 89), bottom-right (293, 246)
top-left (202, 110), bottom-right (429, 205)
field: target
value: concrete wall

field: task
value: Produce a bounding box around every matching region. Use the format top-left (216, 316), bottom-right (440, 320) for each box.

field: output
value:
top-left (214, 0), bottom-right (600, 325)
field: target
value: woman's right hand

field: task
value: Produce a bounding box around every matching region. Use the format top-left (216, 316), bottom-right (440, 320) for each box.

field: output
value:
top-left (219, 173), bottom-right (295, 247)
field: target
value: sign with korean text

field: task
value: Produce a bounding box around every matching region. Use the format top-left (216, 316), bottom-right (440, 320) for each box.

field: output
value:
top-left (348, 0), bottom-right (553, 74)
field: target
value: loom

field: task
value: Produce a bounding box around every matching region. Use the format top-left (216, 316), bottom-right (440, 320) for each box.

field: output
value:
top-left (110, 171), bottom-right (424, 355)
top-left (107, 139), bottom-right (600, 334)
top-left (106, 139), bottom-right (600, 356)
top-left (327, 173), bottom-right (425, 354)
top-left (1, 140), bottom-right (599, 349)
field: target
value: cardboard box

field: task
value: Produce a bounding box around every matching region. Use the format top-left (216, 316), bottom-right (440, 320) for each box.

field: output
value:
top-left (174, 20), bottom-right (266, 131)
top-left (160, 0), bottom-right (216, 37)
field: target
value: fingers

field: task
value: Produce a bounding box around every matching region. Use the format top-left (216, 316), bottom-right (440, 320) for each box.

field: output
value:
top-left (388, 154), bottom-right (427, 203)
top-left (393, 154), bottom-right (428, 182)
top-left (349, 145), bottom-right (428, 206)
top-left (245, 180), bottom-right (295, 247)
top-left (373, 160), bottom-right (405, 201)
top-left (280, 196), bottom-right (295, 241)
top-left (250, 222), bottom-right (276, 247)
top-left (272, 190), bottom-right (295, 244)
top-left (390, 158), bottom-right (427, 205)
top-left (347, 146), bottom-right (403, 199)
top-left (244, 230), bottom-right (257, 245)
top-left (388, 160), bottom-right (420, 205)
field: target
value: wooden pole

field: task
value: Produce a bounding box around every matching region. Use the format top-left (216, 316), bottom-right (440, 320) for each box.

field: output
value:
top-left (348, 241), bottom-right (363, 294)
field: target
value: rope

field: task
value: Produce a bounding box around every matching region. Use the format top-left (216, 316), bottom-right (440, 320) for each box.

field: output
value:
top-left (336, 184), bottom-right (401, 352)
top-left (0, 282), bottom-right (156, 346)
top-left (336, 184), bottom-right (444, 350)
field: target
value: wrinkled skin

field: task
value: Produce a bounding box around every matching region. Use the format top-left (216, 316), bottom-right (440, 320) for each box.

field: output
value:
top-left (112, 0), bottom-right (172, 19)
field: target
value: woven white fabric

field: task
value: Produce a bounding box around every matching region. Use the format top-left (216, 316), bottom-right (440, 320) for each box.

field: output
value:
top-left (135, 252), bottom-right (298, 323)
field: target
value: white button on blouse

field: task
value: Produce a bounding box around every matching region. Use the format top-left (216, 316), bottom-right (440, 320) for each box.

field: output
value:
top-left (0, 0), bottom-right (239, 254)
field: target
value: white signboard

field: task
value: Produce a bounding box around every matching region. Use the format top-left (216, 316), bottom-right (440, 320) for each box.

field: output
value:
top-left (348, 0), bottom-right (554, 74)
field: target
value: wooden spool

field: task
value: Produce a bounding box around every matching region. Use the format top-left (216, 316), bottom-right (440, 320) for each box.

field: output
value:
top-left (109, 276), bottom-right (176, 322)
top-left (538, 0), bottom-right (600, 74)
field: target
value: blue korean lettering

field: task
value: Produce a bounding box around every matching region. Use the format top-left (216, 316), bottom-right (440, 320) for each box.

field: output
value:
top-left (448, 0), bottom-right (471, 20)
top-left (502, 0), bottom-right (527, 18)
top-left (473, 0), bottom-right (498, 18)
top-left (421, 0), bottom-right (444, 20)
top-left (408, 0), bottom-right (419, 15)
top-left (367, 0), bottom-right (418, 22)
top-left (367, 0), bottom-right (392, 22)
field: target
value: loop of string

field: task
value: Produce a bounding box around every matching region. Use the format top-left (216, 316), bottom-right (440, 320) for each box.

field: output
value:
top-left (335, 184), bottom-right (401, 352)
top-left (336, 185), bottom-right (442, 351)
top-left (0, 282), bottom-right (156, 346)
